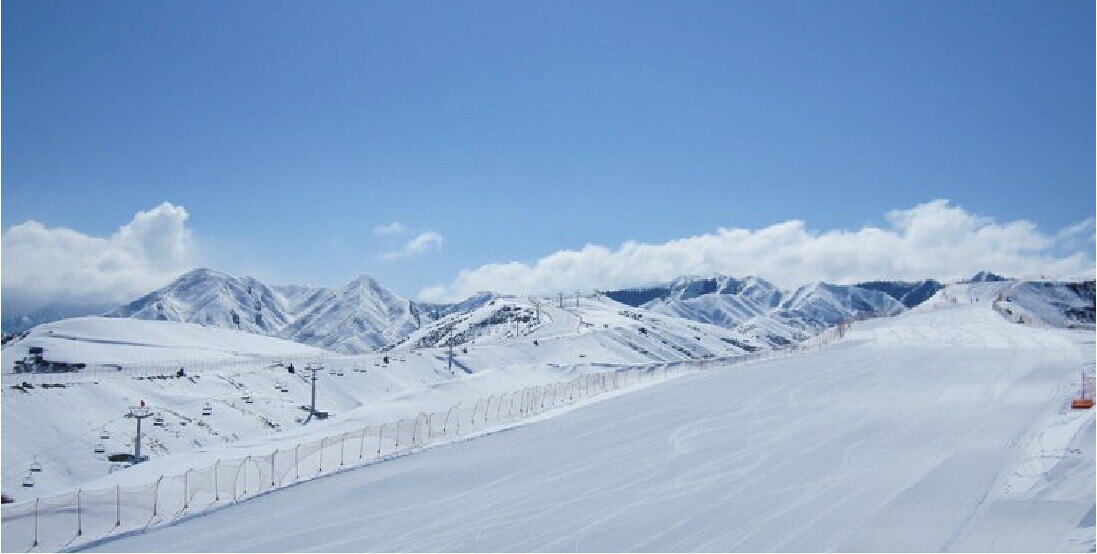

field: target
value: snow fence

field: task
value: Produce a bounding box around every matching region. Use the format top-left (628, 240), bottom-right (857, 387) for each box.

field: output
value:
top-left (2, 351), bottom-right (793, 552)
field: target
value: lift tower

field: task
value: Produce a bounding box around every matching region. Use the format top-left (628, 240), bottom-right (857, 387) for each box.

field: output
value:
top-left (126, 401), bottom-right (153, 464)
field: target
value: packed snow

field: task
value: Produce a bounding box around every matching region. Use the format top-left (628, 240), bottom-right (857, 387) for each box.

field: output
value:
top-left (74, 302), bottom-right (1094, 552)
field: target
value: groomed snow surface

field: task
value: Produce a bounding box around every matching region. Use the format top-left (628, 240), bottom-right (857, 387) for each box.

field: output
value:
top-left (80, 304), bottom-right (1094, 552)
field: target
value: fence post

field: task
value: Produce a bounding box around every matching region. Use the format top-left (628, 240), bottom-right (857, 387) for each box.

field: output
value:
top-left (243, 457), bottom-right (249, 496)
top-left (319, 442), bottom-right (324, 473)
top-left (183, 470), bottom-right (189, 510)
top-left (153, 476), bottom-right (162, 517)
top-left (77, 489), bottom-right (83, 536)
top-left (295, 445), bottom-right (300, 480)
top-left (360, 428), bottom-right (367, 460)
top-left (33, 497), bottom-right (39, 547)
top-left (340, 434), bottom-right (346, 467)
top-left (115, 485), bottom-right (121, 527)
top-left (271, 455), bottom-right (276, 487)
top-left (377, 426), bottom-right (384, 456)
top-left (214, 461), bottom-right (220, 501)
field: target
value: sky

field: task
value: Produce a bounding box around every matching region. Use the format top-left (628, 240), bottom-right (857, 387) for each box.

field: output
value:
top-left (2, 0), bottom-right (1094, 310)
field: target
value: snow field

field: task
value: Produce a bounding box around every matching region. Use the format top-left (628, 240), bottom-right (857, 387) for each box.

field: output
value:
top-left (73, 304), bottom-right (1095, 552)
top-left (2, 300), bottom-right (764, 500)
top-left (3, 352), bottom-right (792, 553)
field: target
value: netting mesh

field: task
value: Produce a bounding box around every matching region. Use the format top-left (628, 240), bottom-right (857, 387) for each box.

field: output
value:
top-left (395, 417), bottom-right (417, 450)
top-left (183, 466), bottom-right (217, 511)
top-left (272, 448), bottom-right (297, 488)
top-left (242, 454), bottom-right (274, 496)
top-left (117, 483), bottom-right (156, 533)
top-left (215, 459), bottom-right (244, 501)
top-left (34, 491), bottom-right (80, 551)
top-left (155, 473), bottom-right (187, 521)
top-left (318, 435), bottom-right (343, 472)
top-left (77, 487), bottom-right (119, 543)
top-left (297, 439), bottom-right (324, 477)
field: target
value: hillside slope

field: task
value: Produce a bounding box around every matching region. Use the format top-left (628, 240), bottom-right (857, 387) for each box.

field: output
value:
top-left (81, 303), bottom-right (1095, 552)
top-left (0, 295), bottom-right (760, 499)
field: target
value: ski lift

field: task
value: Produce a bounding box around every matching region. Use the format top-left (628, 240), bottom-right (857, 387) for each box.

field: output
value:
top-left (22, 473), bottom-right (34, 488)
top-left (29, 457), bottom-right (42, 473)
top-left (94, 442), bottom-right (106, 454)
top-left (202, 402), bottom-right (212, 416)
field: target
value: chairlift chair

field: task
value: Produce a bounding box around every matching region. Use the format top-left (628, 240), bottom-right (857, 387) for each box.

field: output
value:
top-left (153, 415), bottom-right (165, 426)
top-left (22, 474), bottom-right (34, 488)
top-left (244, 396), bottom-right (254, 404)
top-left (29, 457), bottom-right (42, 472)
top-left (94, 442), bottom-right (106, 454)
top-left (202, 402), bottom-right (213, 416)
top-left (100, 430), bottom-right (110, 440)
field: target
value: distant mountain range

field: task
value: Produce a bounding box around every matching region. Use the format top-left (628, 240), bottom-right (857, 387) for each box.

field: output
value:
top-left (102, 268), bottom-right (495, 353)
top-left (1, 302), bottom-right (118, 336)
top-left (603, 275), bottom-right (914, 347)
top-left (4, 268), bottom-right (1092, 353)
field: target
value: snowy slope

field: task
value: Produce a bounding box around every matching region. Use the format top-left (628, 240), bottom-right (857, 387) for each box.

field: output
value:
top-left (396, 293), bottom-right (767, 356)
top-left (1, 316), bottom-right (327, 369)
top-left (917, 278), bottom-right (1095, 329)
top-left (0, 295), bottom-right (760, 500)
top-left (80, 303), bottom-right (1095, 552)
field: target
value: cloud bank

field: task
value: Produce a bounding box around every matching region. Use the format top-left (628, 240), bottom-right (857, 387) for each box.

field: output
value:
top-left (2, 203), bottom-right (197, 313)
top-left (419, 200), bottom-right (1095, 302)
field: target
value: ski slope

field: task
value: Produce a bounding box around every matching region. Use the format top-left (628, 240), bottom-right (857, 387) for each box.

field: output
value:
top-left (83, 304), bottom-right (1095, 552)
top-left (1, 297), bottom-right (752, 500)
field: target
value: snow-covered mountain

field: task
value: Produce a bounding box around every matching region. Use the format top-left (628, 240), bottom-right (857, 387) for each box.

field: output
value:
top-left (44, 268), bottom-right (1097, 357)
top-left (104, 269), bottom-right (492, 354)
top-left (108, 269), bottom-right (297, 335)
top-left (855, 279), bottom-right (943, 308)
top-left (395, 292), bottom-right (769, 357)
top-left (605, 275), bottom-right (905, 346)
top-left (280, 275), bottom-right (425, 353)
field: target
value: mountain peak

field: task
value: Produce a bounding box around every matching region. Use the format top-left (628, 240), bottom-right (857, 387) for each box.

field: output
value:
top-left (347, 274), bottom-right (380, 287)
top-left (175, 267), bottom-right (230, 282)
top-left (969, 271), bottom-right (1008, 283)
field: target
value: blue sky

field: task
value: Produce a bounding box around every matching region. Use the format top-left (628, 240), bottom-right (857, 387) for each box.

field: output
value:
top-left (2, 0), bottom-right (1094, 307)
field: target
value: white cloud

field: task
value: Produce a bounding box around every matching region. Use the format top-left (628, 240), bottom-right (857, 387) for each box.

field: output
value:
top-left (2, 203), bottom-right (197, 312)
top-left (418, 200), bottom-right (1095, 301)
top-left (373, 221), bottom-right (405, 236)
top-left (381, 231), bottom-right (444, 260)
